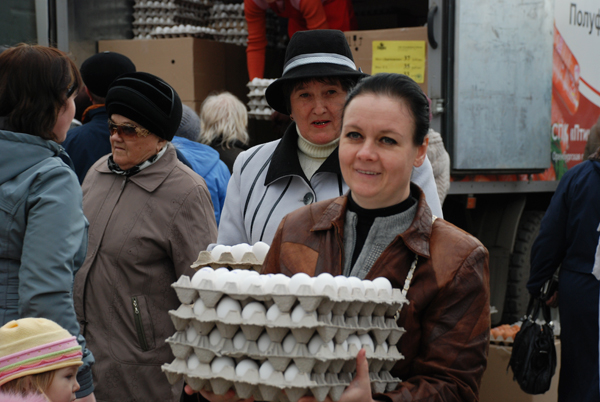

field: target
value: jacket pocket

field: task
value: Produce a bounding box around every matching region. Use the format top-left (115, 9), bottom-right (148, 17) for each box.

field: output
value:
top-left (131, 295), bottom-right (156, 351)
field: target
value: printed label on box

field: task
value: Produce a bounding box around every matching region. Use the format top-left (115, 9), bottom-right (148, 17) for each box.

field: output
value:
top-left (372, 41), bottom-right (426, 83)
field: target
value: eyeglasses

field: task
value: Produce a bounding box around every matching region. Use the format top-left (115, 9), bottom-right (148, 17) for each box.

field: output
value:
top-left (108, 119), bottom-right (150, 138)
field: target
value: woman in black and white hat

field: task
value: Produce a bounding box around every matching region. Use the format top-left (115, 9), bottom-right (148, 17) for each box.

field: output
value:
top-left (217, 29), bottom-right (442, 247)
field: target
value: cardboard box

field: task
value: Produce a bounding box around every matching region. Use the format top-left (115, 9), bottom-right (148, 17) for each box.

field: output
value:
top-left (343, 27), bottom-right (428, 94)
top-left (479, 341), bottom-right (561, 402)
top-left (98, 38), bottom-right (249, 104)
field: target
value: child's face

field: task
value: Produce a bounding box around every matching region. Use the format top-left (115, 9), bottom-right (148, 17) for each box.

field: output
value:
top-left (45, 366), bottom-right (80, 402)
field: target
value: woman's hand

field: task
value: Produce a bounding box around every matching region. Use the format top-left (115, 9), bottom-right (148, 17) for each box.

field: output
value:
top-left (184, 385), bottom-right (253, 402)
top-left (298, 349), bottom-right (375, 402)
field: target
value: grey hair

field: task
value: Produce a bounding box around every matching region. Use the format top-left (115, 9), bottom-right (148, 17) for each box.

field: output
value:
top-left (199, 91), bottom-right (249, 148)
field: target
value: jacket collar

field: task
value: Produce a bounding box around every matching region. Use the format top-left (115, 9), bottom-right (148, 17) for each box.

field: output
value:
top-left (96, 143), bottom-right (178, 193)
top-left (264, 123), bottom-right (342, 186)
top-left (311, 183), bottom-right (433, 258)
top-left (82, 105), bottom-right (108, 124)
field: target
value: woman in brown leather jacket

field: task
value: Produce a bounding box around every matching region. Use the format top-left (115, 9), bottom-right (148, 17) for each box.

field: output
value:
top-left (260, 73), bottom-right (491, 402)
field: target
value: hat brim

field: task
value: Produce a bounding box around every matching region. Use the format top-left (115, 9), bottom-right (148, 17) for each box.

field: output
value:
top-left (265, 63), bottom-right (367, 115)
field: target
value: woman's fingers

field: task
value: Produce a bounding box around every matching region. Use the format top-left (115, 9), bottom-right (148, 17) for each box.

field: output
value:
top-left (339, 349), bottom-right (374, 402)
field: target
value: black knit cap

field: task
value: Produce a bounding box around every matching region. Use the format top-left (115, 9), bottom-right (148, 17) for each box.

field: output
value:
top-left (265, 29), bottom-right (367, 114)
top-left (80, 52), bottom-right (136, 98)
top-left (105, 72), bottom-right (182, 141)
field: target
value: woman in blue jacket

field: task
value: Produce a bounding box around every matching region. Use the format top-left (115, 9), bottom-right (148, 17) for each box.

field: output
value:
top-left (528, 150), bottom-right (600, 402)
top-left (0, 45), bottom-right (95, 401)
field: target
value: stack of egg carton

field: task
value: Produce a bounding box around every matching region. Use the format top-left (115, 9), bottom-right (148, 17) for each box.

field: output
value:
top-left (247, 78), bottom-right (276, 120)
top-left (162, 268), bottom-right (407, 402)
top-left (133, 0), bottom-right (212, 39)
top-left (192, 242), bottom-right (270, 271)
top-left (209, 2), bottom-right (247, 46)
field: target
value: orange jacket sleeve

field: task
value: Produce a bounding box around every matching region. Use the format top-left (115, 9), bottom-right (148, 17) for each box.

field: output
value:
top-left (245, 0), bottom-right (268, 79)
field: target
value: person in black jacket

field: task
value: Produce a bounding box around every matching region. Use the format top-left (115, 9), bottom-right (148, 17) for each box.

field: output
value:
top-left (528, 149), bottom-right (600, 402)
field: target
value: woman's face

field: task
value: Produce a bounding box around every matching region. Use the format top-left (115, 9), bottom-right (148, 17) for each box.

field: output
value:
top-left (339, 94), bottom-right (428, 209)
top-left (289, 80), bottom-right (347, 145)
top-left (53, 94), bottom-right (76, 143)
top-left (45, 366), bottom-right (80, 402)
top-left (109, 114), bottom-right (167, 171)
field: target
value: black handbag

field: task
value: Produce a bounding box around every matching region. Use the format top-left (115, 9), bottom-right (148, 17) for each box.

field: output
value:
top-left (507, 295), bottom-right (557, 394)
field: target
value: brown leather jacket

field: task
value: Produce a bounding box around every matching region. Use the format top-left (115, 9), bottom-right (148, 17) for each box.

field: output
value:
top-left (263, 185), bottom-right (490, 402)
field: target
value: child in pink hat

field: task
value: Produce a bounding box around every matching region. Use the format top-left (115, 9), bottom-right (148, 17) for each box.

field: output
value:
top-left (0, 318), bottom-right (83, 402)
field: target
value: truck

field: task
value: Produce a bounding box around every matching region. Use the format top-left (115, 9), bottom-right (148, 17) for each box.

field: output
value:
top-left (2, 0), bottom-right (599, 326)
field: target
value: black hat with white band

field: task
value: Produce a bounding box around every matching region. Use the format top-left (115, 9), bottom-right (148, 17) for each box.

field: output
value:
top-left (265, 29), bottom-right (367, 115)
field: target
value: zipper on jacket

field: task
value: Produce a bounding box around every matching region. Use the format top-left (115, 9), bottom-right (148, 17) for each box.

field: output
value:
top-left (132, 296), bottom-right (149, 351)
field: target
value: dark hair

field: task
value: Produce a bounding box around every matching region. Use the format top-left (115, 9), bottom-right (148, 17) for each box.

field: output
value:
top-left (282, 76), bottom-right (358, 115)
top-left (0, 44), bottom-right (82, 141)
top-left (343, 73), bottom-right (430, 146)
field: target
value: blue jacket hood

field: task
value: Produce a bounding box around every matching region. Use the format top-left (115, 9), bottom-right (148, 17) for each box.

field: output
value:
top-left (0, 130), bottom-right (68, 185)
top-left (171, 136), bottom-right (221, 176)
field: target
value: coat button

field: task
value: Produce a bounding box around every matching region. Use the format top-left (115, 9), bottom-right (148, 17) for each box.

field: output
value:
top-left (303, 193), bottom-right (314, 205)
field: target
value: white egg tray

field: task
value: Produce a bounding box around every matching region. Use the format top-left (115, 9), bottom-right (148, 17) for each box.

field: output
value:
top-left (248, 98), bottom-right (269, 107)
top-left (169, 303), bottom-right (404, 347)
top-left (191, 250), bottom-right (263, 270)
top-left (167, 327), bottom-right (402, 373)
top-left (249, 109), bottom-right (273, 120)
top-left (172, 275), bottom-right (407, 317)
top-left (162, 358), bottom-right (400, 402)
top-left (135, 0), bottom-right (212, 9)
top-left (247, 78), bottom-right (276, 87)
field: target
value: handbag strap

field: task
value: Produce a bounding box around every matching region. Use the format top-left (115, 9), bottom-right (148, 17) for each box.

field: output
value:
top-left (395, 215), bottom-right (438, 319)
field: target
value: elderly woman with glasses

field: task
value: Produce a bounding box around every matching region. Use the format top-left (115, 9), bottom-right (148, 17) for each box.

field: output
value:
top-left (73, 72), bottom-right (218, 402)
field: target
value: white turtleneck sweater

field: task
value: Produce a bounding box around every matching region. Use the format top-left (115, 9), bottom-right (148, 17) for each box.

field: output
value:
top-left (296, 125), bottom-right (339, 180)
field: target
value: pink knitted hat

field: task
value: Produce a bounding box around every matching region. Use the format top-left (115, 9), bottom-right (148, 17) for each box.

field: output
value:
top-left (0, 318), bottom-right (83, 386)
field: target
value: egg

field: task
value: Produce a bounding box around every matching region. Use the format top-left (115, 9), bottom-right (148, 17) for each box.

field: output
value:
top-left (233, 331), bottom-right (247, 350)
top-left (241, 301), bottom-right (266, 320)
top-left (216, 296), bottom-right (241, 318)
top-left (381, 341), bottom-right (389, 353)
top-left (215, 267), bottom-right (230, 275)
top-left (263, 274), bottom-right (290, 293)
top-left (187, 354), bottom-right (200, 370)
top-left (192, 298), bottom-right (207, 316)
top-left (257, 332), bottom-right (272, 352)
top-left (235, 359), bottom-right (259, 377)
top-left (334, 275), bottom-right (351, 294)
top-left (266, 304), bottom-right (282, 321)
top-left (186, 325), bottom-right (198, 343)
top-left (209, 328), bottom-right (223, 346)
top-left (362, 280), bottom-right (375, 293)
top-left (231, 243), bottom-right (252, 262)
top-left (211, 245), bottom-right (230, 261)
top-left (359, 333), bottom-right (375, 351)
top-left (313, 273), bottom-right (338, 295)
top-left (252, 241), bottom-right (270, 261)
top-left (307, 334), bottom-right (334, 354)
top-left (372, 277), bottom-right (393, 298)
top-left (346, 334), bottom-right (362, 351)
top-left (259, 361), bottom-right (275, 380)
top-left (238, 274), bottom-right (265, 293)
top-left (213, 270), bottom-right (236, 291)
top-left (290, 304), bottom-right (317, 323)
top-left (288, 272), bottom-right (313, 294)
top-left (340, 339), bottom-right (349, 352)
top-left (211, 356), bottom-right (235, 374)
top-left (282, 333), bottom-right (297, 353)
top-left (347, 276), bottom-right (365, 297)
top-left (284, 363), bottom-right (300, 381)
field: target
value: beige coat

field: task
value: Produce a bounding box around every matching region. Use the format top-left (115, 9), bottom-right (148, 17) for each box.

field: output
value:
top-left (73, 144), bottom-right (217, 402)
